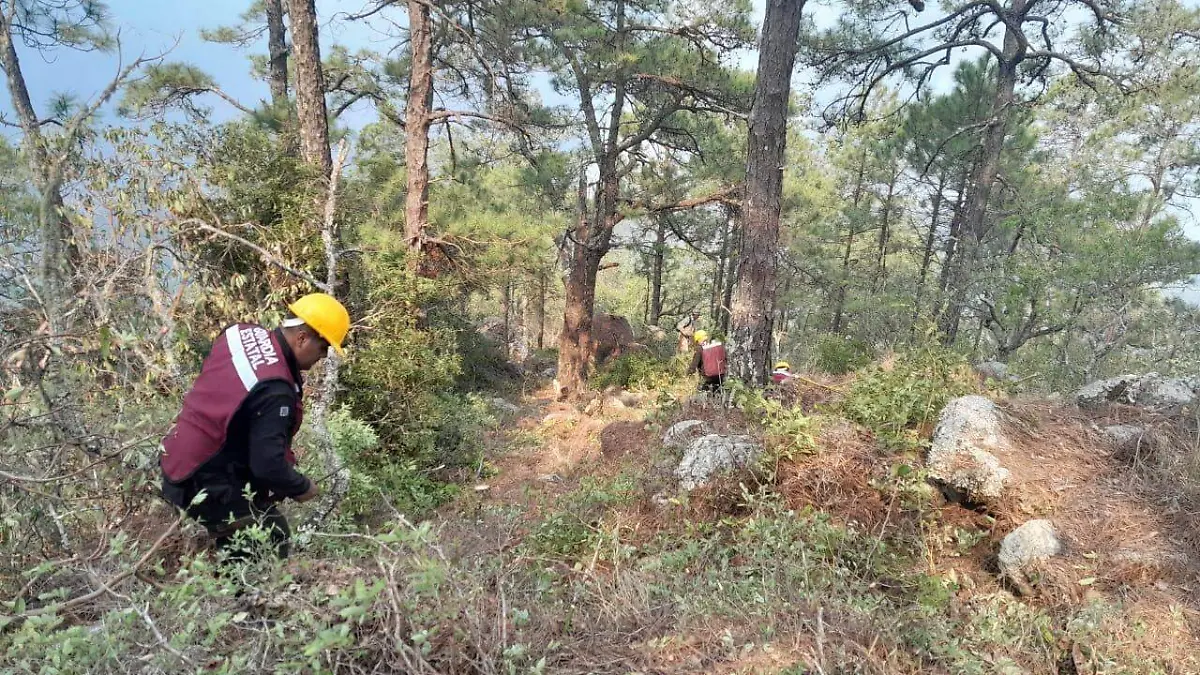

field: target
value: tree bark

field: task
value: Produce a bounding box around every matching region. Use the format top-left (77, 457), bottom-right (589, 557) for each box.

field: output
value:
top-left (556, 168), bottom-right (598, 398)
top-left (874, 170), bottom-right (896, 292)
top-left (536, 271), bottom-right (546, 350)
top-left (831, 150), bottom-right (867, 334)
top-left (937, 0), bottom-right (1027, 343)
top-left (265, 0), bottom-right (289, 108)
top-left (728, 0), bottom-right (805, 386)
top-left (911, 172), bottom-right (945, 339)
top-left (404, 0), bottom-right (435, 270)
top-left (649, 216), bottom-right (667, 325)
top-left (288, 0), bottom-right (331, 175)
top-left (0, 11), bottom-right (75, 325)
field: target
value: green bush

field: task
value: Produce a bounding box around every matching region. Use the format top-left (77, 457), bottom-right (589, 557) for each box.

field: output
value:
top-left (839, 344), bottom-right (977, 450)
top-left (813, 334), bottom-right (874, 374)
top-left (591, 351), bottom-right (681, 391)
top-left (339, 254), bottom-right (490, 517)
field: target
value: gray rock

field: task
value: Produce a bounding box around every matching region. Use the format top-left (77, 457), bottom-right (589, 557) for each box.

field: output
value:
top-left (998, 519), bottom-right (1062, 583)
top-left (540, 367), bottom-right (557, 379)
top-left (489, 397), bottom-right (520, 414)
top-left (1075, 373), bottom-right (1197, 412)
top-left (675, 434), bottom-right (762, 491)
top-left (663, 420), bottom-right (712, 449)
top-left (926, 396), bottom-right (1011, 503)
top-left (1102, 424), bottom-right (1148, 454)
top-left (974, 361), bottom-right (1013, 383)
top-left (1136, 375), bottom-right (1195, 411)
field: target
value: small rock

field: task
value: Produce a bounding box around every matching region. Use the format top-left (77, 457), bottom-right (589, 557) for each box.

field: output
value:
top-left (675, 434), bottom-right (763, 491)
top-left (663, 420), bottom-right (712, 449)
top-left (538, 473), bottom-right (563, 483)
top-left (998, 519), bottom-right (1062, 593)
top-left (926, 396), bottom-right (1011, 504)
top-left (540, 367), bottom-right (556, 379)
top-left (974, 361), bottom-right (1013, 383)
top-left (606, 396), bottom-right (627, 409)
top-left (1102, 425), bottom-right (1147, 454)
top-left (489, 397), bottom-right (520, 414)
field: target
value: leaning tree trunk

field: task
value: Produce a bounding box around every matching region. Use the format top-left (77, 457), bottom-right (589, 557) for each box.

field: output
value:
top-left (937, 0), bottom-right (1026, 343)
top-left (404, 0), bottom-right (435, 271)
top-left (288, 0), bottom-right (331, 175)
top-left (728, 0), bottom-right (805, 386)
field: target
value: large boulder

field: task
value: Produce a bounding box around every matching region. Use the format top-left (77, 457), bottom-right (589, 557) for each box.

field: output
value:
top-left (591, 313), bottom-right (636, 366)
top-left (926, 396), bottom-right (1011, 504)
top-left (675, 434), bottom-right (762, 491)
top-left (998, 519), bottom-right (1062, 594)
top-left (1075, 373), bottom-right (1196, 413)
top-left (663, 420), bottom-right (712, 449)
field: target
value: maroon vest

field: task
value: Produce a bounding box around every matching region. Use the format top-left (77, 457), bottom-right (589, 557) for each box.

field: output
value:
top-left (700, 342), bottom-right (727, 377)
top-left (160, 324), bottom-right (302, 483)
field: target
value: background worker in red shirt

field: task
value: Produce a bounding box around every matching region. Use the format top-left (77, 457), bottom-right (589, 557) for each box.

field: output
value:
top-left (688, 330), bottom-right (727, 393)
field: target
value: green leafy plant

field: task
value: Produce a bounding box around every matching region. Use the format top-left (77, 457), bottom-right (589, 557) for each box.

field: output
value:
top-left (839, 345), bottom-right (977, 449)
top-left (814, 334), bottom-right (874, 374)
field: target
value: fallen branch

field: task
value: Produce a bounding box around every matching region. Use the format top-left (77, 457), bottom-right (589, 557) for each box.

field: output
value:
top-left (2, 513), bottom-right (184, 621)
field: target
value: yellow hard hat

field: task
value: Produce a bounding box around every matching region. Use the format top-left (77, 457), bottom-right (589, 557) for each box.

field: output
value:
top-left (693, 330), bottom-right (709, 343)
top-left (288, 293), bottom-right (350, 356)
top-left (775, 361), bottom-right (791, 371)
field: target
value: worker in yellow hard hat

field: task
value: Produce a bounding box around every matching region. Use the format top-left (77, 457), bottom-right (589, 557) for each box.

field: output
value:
top-left (160, 292), bottom-right (350, 560)
top-left (772, 360), bottom-right (793, 384)
top-left (687, 329), bottom-right (727, 393)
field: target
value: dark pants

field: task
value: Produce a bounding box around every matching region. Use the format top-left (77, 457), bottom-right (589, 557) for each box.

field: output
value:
top-left (699, 374), bottom-right (725, 393)
top-left (172, 483), bottom-right (292, 560)
top-left (203, 503), bottom-right (292, 560)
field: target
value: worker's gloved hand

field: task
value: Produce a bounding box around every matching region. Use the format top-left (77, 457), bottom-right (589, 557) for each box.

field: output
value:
top-left (294, 480), bottom-right (321, 503)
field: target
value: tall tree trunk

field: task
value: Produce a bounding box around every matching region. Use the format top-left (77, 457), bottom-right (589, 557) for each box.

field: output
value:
top-left (0, 13), bottom-right (75, 325)
top-left (874, 171), bottom-right (896, 292)
top-left (556, 168), bottom-right (603, 398)
top-left (712, 212), bottom-right (730, 320)
top-left (404, 0), bottom-right (434, 270)
top-left (728, 0), bottom-right (805, 386)
top-left (911, 172), bottom-right (946, 339)
top-left (937, 0), bottom-right (1027, 342)
top-left (831, 153), bottom-right (867, 334)
top-left (831, 226), bottom-right (855, 334)
top-left (649, 216), bottom-right (667, 325)
top-left (265, 0), bottom-right (289, 108)
top-left (535, 271), bottom-right (546, 350)
top-left (287, 0), bottom-right (331, 176)
top-left (934, 169), bottom-right (969, 325)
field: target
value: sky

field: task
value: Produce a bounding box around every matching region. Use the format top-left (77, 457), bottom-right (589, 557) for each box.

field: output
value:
top-left (5, 0), bottom-right (1200, 303)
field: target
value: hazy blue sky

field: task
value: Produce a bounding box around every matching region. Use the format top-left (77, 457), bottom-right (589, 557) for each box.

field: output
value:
top-left (5, 0), bottom-right (1200, 300)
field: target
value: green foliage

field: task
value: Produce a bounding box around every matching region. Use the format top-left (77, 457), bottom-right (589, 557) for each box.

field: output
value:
top-left (840, 345), bottom-right (977, 449)
top-left (339, 255), bottom-right (494, 517)
top-left (813, 334), bottom-right (874, 374)
top-left (526, 474), bottom-right (639, 560)
top-left (590, 351), bottom-right (681, 391)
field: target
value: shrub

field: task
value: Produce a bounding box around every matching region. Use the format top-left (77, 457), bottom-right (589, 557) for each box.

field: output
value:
top-left (813, 334), bottom-right (874, 374)
top-left (591, 351), bottom-right (681, 391)
top-left (339, 254), bottom-right (492, 517)
top-left (839, 344), bottom-right (977, 450)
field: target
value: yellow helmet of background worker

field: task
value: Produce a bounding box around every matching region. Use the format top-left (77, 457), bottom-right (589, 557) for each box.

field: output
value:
top-left (775, 361), bottom-right (791, 371)
top-left (693, 330), bottom-right (709, 344)
top-left (287, 293), bottom-right (351, 356)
